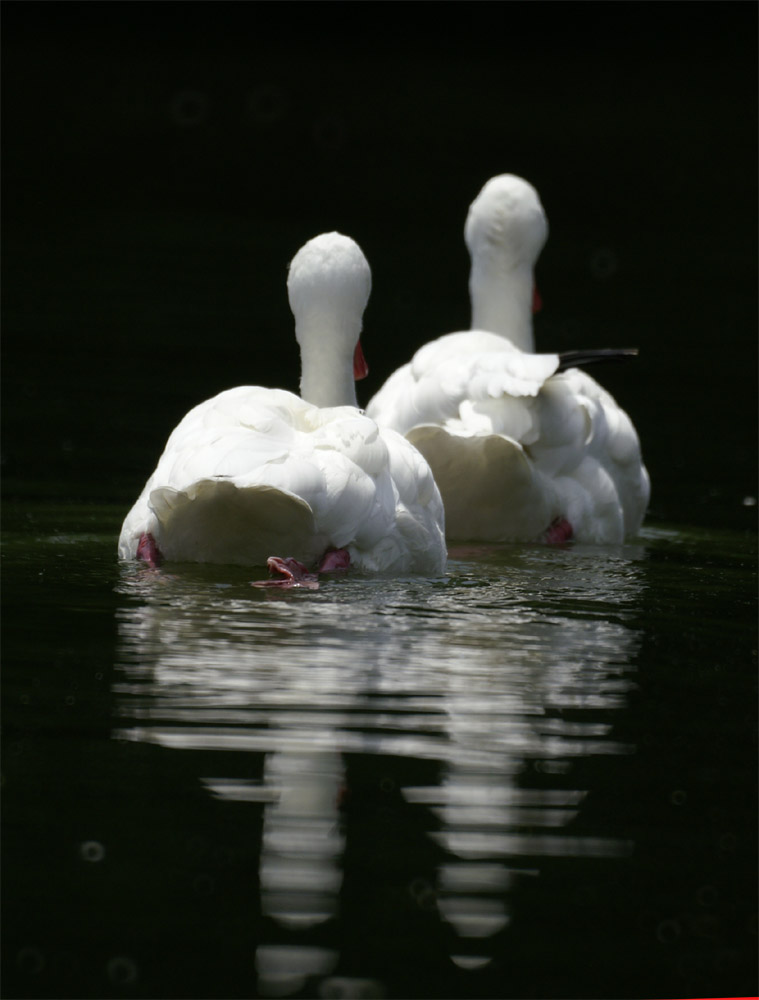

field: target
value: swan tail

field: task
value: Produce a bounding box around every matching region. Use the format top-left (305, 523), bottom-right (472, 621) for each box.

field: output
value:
top-left (406, 425), bottom-right (557, 542)
top-left (148, 479), bottom-right (326, 566)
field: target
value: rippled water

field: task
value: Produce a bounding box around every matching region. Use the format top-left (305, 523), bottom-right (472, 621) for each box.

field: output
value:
top-left (2, 505), bottom-right (756, 998)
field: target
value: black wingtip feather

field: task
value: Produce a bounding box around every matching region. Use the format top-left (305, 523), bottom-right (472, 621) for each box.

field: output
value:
top-left (557, 348), bottom-right (639, 372)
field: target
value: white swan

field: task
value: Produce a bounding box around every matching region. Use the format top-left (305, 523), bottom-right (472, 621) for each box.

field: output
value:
top-left (118, 233), bottom-right (446, 579)
top-left (365, 176), bottom-right (649, 545)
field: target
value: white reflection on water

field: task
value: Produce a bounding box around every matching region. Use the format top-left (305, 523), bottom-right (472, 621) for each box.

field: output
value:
top-left (114, 540), bottom-right (646, 992)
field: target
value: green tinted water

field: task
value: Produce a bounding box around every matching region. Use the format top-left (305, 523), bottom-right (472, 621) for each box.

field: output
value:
top-left (2, 505), bottom-right (756, 998)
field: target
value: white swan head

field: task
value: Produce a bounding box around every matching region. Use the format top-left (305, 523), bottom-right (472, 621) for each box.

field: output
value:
top-left (287, 232), bottom-right (372, 408)
top-left (464, 174), bottom-right (548, 269)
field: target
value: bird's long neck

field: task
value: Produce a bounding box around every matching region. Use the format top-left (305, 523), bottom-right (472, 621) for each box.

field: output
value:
top-left (297, 319), bottom-right (358, 409)
top-left (469, 259), bottom-right (535, 352)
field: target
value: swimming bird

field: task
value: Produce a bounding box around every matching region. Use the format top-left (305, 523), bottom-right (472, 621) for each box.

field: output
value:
top-left (365, 176), bottom-right (649, 545)
top-left (118, 233), bottom-right (447, 580)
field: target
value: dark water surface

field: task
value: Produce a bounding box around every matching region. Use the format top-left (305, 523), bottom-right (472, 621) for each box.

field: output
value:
top-left (2, 505), bottom-right (756, 999)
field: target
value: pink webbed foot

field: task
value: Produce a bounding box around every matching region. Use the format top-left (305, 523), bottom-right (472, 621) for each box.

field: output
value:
top-left (252, 548), bottom-right (351, 590)
top-left (136, 532), bottom-right (163, 568)
top-left (254, 556), bottom-right (321, 589)
top-left (317, 548), bottom-right (351, 574)
top-left (541, 518), bottom-right (574, 545)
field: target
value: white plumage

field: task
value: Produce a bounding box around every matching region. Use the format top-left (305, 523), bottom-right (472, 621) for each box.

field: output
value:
top-left (465, 173), bottom-right (548, 351)
top-left (118, 233), bottom-right (446, 575)
top-left (366, 176), bottom-right (650, 544)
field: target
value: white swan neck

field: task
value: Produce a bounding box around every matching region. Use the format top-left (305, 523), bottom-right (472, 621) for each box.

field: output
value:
top-left (469, 262), bottom-right (534, 351)
top-left (297, 319), bottom-right (359, 408)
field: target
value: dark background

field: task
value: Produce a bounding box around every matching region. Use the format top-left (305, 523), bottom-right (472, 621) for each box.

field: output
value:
top-left (3, 1), bottom-right (757, 528)
top-left (1, 8), bottom-right (757, 1000)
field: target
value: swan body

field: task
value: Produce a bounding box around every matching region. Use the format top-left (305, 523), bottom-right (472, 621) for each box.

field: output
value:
top-left (118, 233), bottom-right (446, 575)
top-left (367, 331), bottom-right (649, 544)
top-left (365, 173), bottom-right (649, 544)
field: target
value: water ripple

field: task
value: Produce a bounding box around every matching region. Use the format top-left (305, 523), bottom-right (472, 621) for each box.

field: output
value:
top-left (113, 540), bottom-right (647, 984)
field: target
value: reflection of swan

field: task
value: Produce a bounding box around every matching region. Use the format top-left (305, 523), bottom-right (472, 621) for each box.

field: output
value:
top-left (118, 233), bottom-right (445, 577)
top-left (205, 751), bottom-right (345, 997)
top-left (366, 175), bottom-right (650, 544)
top-left (409, 606), bottom-right (637, 969)
top-left (113, 540), bottom-right (645, 986)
